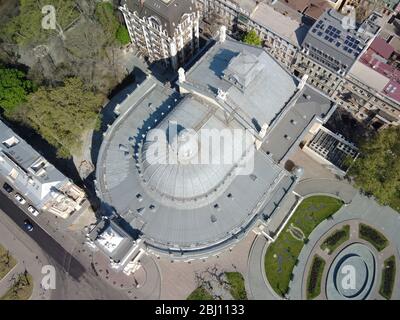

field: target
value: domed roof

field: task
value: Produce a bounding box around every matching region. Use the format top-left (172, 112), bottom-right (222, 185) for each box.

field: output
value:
top-left (136, 95), bottom-right (256, 209)
top-left (140, 124), bottom-right (240, 209)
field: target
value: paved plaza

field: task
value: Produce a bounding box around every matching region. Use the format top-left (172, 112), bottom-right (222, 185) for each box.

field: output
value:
top-left (246, 151), bottom-right (400, 300)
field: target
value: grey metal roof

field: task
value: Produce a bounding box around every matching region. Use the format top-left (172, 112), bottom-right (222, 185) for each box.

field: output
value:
top-left (140, 94), bottom-right (253, 208)
top-left (181, 38), bottom-right (298, 131)
top-left (96, 75), bottom-right (295, 254)
top-left (262, 85), bottom-right (336, 163)
top-left (303, 9), bottom-right (372, 72)
top-left (122, 0), bottom-right (197, 35)
top-left (96, 37), bottom-right (334, 256)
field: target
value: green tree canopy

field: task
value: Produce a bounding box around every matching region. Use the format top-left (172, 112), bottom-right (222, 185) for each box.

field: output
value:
top-left (242, 29), bottom-right (262, 47)
top-left (14, 78), bottom-right (104, 158)
top-left (116, 26), bottom-right (131, 45)
top-left (348, 126), bottom-right (400, 210)
top-left (0, 67), bottom-right (35, 114)
top-left (95, 2), bottom-right (120, 45)
top-left (1, 0), bottom-right (79, 46)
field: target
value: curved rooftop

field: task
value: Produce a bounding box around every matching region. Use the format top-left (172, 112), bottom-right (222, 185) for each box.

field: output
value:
top-left (139, 95), bottom-right (255, 209)
top-left (95, 38), bottom-right (332, 258)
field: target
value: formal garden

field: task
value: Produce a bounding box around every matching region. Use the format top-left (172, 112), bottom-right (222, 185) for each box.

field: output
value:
top-left (1, 271), bottom-right (33, 300)
top-left (225, 272), bottom-right (247, 300)
top-left (359, 223), bottom-right (388, 252)
top-left (264, 195), bottom-right (343, 297)
top-left (187, 286), bottom-right (214, 300)
top-left (320, 225), bottom-right (350, 254)
top-left (0, 244), bottom-right (17, 281)
top-left (379, 255), bottom-right (396, 300)
top-left (306, 255), bottom-right (326, 300)
top-left (187, 270), bottom-right (247, 300)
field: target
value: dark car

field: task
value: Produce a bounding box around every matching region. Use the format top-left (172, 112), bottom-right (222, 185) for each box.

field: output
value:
top-left (23, 219), bottom-right (34, 232)
top-left (3, 183), bottom-right (13, 193)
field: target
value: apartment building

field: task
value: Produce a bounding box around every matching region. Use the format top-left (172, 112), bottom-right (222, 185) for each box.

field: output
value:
top-left (119, 0), bottom-right (200, 70)
top-left (0, 120), bottom-right (87, 219)
top-left (197, 0), bottom-right (305, 67)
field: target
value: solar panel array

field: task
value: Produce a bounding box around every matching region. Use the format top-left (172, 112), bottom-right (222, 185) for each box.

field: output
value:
top-left (310, 18), bottom-right (363, 58)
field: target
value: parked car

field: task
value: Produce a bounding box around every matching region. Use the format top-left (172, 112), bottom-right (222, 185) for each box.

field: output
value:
top-left (2, 183), bottom-right (13, 193)
top-left (23, 219), bottom-right (34, 232)
top-left (15, 193), bottom-right (26, 205)
top-left (28, 205), bottom-right (40, 217)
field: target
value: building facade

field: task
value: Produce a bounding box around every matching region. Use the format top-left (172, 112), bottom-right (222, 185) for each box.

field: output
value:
top-left (196, 1), bottom-right (400, 130)
top-left (290, 9), bottom-right (400, 129)
top-left (0, 120), bottom-right (87, 219)
top-left (292, 9), bottom-right (379, 95)
top-left (197, 0), bottom-right (302, 67)
top-left (119, 0), bottom-right (200, 70)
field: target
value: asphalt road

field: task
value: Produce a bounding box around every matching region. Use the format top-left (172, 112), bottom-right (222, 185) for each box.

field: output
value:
top-left (0, 190), bottom-right (86, 281)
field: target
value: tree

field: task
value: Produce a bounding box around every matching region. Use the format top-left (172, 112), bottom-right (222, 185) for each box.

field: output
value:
top-left (95, 2), bottom-right (120, 45)
top-left (0, 66), bottom-right (35, 114)
top-left (242, 29), bottom-right (262, 47)
top-left (348, 126), bottom-right (400, 210)
top-left (116, 26), bottom-right (131, 46)
top-left (14, 78), bottom-right (104, 158)
top-left (1, 0), bottom-right (80, 46)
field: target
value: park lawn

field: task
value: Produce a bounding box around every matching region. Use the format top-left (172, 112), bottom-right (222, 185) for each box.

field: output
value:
top-left (0, 244), bottom-right (17, 280)
top-left (187, 287), bottom-right (214, 300)
top-left (379, 255), bottom-right (396, 300)
top-left (265, 196), bottom-right (343, 297)
top-left (306, 255), bottom-right (326, 299)
top-left (225, 272), bottom-right (247, 300)
top-left (1, 273), bottom-right (33, 300)
top-left (320, 225), bottom-right (350, 254)
top-left (359, 223), bottom-right (388, 252)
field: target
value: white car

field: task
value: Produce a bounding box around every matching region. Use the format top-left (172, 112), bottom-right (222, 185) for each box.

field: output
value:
top-left (28, 206), bottom-right (40, 217)
top-left (15, 193), bottom-right (26, 205)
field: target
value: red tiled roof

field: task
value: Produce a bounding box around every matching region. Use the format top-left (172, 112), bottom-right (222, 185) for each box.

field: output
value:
top-left (383, 80), bottom-right (400, 103)
top-left (369, 37), bottom-right (395, 59)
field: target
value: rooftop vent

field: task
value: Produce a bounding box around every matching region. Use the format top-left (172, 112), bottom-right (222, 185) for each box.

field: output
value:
top-left (2, 136), bottom-right (20, 148)
top-left (284, 134), bottom-right (291, 140)
top-left (213, 204), bottom-right (221, 211)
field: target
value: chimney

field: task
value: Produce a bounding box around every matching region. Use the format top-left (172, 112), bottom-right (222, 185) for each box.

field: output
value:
top-left (219, 25), bottom-right (227, 43)
top-left (297, 74), bottom-right (309, 90)
top-left (178, 67), bottom-right (186, 83)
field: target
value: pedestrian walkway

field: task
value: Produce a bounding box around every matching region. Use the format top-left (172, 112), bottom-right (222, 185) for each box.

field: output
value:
top-left (247, 236), bottom-right (281, 300)
top-left (289, 192), bottom-right (400, 300)
top-left (0, 210), bottom-right (52, 300)
top-left (91, 250), bottom-right (161, 300)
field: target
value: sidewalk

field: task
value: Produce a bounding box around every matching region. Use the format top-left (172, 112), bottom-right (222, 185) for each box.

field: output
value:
top-left (0, 209), bottom-right (52, 300)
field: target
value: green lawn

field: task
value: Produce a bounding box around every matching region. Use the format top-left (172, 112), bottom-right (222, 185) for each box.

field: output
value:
top-left (1, 273), bottom-right (33, 300)
top-left (359, 223), bottom-right (388, 252)
top-left (187, 287), bottom-right (214, 300)
top-left (225, 272), bottom-right (247, 300)
top-left (320, 225), bottom-right (350, 254)
top-left (306, 255), bottom-right (326, 300)
top-left (265, 196), bottom-right (343, 297)
top-left (379, 255), bottom-right (396, 300)
top-left (0, 244), bottom-right (17, 281)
